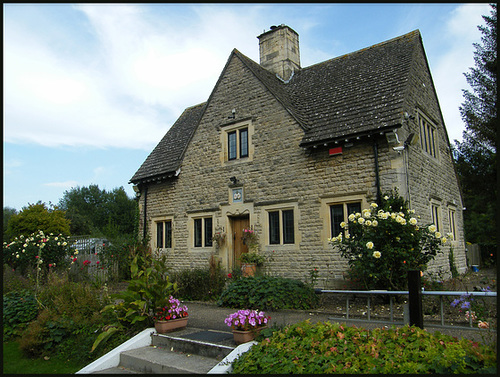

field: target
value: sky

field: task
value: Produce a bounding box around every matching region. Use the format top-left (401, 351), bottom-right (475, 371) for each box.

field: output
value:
top-left (3, 3), bottom-right (492, 212)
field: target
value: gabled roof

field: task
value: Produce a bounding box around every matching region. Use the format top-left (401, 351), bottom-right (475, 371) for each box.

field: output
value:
top-left (235, 30), bottom-right (420, 147)
top-left (131, 30), bottom-right (422, 184)
top-left (130, 102), bottom-right (206, 184)
top-left (294, 30), bottom-right (419, 147)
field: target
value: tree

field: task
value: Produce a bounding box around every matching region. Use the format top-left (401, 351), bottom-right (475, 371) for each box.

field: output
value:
top-left (459, 3), bottom-right (497, 150)
top-left (58, 184), bottom-right (137, 238)
top-left (3, 207), bottom-right (17, 240)
top-left (455, 4), bottom-right (497, 249)
top-left (5, 202), bottom-right (71, 241)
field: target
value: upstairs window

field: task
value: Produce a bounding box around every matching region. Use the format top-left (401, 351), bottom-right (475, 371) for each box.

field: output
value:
top-left (228, 128), bottom-right (248, 160)
top-left (419, 113), bottom-right (438, 158)
top-left (221, 120), bottom-right (253, 164)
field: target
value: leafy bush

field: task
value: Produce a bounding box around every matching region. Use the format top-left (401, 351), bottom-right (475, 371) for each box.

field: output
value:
top-left (92, 249), bottom-right (177, 352)
top-left (17, 272), bottom-right (109, 362)
top-left (329, 191), bottom-right (446, 290)
top-left (173, 256), bottom-right (227, 301)
top-left (3, 290), bottom-right (39, 339)
top-left (3, 264), bottom-right (34, 294)
top-left (217, 276), bottom-right (319, 311)
top-left (98, 235), bottom-right (137, 281)
top-left (37, 272), bottom-right (104, 321)
top-left (232, 321), bottom-right (497, 374)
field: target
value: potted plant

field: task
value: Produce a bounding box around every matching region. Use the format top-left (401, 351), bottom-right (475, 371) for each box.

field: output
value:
top-left (213, 230), bottom-right (226, 250)
top-left (240, 252), bottom-right (265, 277)
top-left (153, 296), bottom-right (189, 334)
top-left (224, 309), bottom-right (270, 344)
top-left (241, 228), bottom-right (259, 251)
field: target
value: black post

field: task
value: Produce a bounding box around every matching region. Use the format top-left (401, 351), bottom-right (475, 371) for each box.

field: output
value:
top-left (408, 270), bottom-right (424, 328)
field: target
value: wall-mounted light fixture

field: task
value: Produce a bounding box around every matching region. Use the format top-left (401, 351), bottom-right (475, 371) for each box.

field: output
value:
top-left (385, 130), bottom-right (400, 144)
top-left (228, 109), bottom-right (236, 119)
top-left (404, 112), bottom-right (416, 121)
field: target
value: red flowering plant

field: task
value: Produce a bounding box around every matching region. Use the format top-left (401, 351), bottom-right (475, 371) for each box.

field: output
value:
top-left (153, 296), bottom-right (188, 322)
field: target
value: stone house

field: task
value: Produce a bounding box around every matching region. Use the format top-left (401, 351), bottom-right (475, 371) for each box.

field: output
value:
top-left (130, 25), bottom-right (466, 287)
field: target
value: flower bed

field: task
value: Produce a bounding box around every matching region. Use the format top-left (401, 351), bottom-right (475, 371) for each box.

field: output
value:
top-left (231, 321), bottom-right (497, 374)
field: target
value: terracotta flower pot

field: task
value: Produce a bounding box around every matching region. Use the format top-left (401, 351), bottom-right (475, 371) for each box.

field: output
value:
top-left (241, 263), bottom-right (257, 277)
top-left (154, 317), bottom-right (188, 334)
top-left (232, 326), bottom-right (266, 345)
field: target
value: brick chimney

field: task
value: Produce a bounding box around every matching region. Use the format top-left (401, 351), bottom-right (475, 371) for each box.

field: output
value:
top-left (257, 25), bottom-right (300, 82)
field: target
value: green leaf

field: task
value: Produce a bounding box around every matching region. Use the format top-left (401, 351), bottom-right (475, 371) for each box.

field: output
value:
top-left (91, 326), bottom-right (119, 353)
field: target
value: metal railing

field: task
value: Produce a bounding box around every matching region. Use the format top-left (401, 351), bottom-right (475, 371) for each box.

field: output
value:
top-left (317, 289), bottom-right (497, 330)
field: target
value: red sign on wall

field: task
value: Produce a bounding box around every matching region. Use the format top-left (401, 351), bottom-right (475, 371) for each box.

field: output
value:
top-left (329, 147), bottom-right (342, 156)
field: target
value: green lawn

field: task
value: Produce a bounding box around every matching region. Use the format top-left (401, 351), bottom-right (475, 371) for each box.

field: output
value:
top-left (3, 341), bottom-right (86, 374)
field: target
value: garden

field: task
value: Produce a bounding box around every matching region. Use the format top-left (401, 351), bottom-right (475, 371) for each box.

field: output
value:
top-left (2, 192), bottom-right (497, 374)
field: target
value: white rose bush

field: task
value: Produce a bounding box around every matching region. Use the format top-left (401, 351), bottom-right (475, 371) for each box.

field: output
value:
top-left (3, 230), bottom-right (74, 274)
top-left (329, 191), bottom-right (446, 290)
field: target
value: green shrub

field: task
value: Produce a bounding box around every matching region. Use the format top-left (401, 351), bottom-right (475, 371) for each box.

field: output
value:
top-left (3, 264), bottom-right (34, 294)
top-left (217, 276), bottom-right (319, 311)
top-left (37, 272), bottom-right (104, 321)
top-left (232, 321), bottom-right (497, 374)
top-left (92, 250), bottom-right (177, 352)
top-left (173, 257), bottom-right (227, 301)
top-left (3, 290), bottom-right (39, 339)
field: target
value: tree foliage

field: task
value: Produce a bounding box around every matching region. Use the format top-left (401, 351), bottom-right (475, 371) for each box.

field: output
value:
top-left (455, 3), bottom-right (497, 247)
top-left (5, 202), bottom-right (71, 241)
top-left (58, 184), bottom-right (137, 238)
top-left (459, 3), bottom-right (497, 150)
top-left (3, 207), bottom-right (17, 239)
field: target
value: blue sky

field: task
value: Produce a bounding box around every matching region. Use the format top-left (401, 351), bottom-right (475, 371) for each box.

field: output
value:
top-left (3, 3), bottom-right (491, 211)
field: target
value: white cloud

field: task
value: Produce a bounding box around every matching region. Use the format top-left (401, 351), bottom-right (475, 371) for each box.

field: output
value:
top-left (43, 180), bottom-right (79, 188)
top-left (4, 4), bottom-right (265, 151)
top-left (432, 3), bottom-right (490, 143)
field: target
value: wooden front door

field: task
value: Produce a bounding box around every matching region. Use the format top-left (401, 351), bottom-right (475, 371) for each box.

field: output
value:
top-left (232, 216), bottom-right (249, 268)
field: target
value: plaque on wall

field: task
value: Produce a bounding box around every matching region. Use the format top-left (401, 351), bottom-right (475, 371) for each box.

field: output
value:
top-left (232, 188), bottom-right (243, 203)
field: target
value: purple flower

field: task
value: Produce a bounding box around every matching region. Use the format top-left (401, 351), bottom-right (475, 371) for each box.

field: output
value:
top-left (450, 299), bottom-right (460, 308)
top-left (460, 301), bottom-right (471, 309)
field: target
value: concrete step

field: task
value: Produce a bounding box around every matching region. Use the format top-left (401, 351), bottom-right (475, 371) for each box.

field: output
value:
top-left (119, 345), bottom-right (219, 374)
top-left (92, 328), bottom-right (236, 374)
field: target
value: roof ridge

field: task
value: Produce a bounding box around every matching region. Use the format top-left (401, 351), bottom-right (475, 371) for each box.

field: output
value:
top-left (303, 29), bottom-right (420, 71)
top-left (232, 49), bottom-right (310, 130)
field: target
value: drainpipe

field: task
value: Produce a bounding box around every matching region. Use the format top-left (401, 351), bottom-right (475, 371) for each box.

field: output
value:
top-left (143, 186), bottom-right (148, 240)
top-left (373, 140), bottom-right (382, 204)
